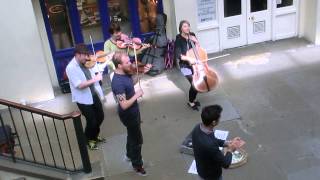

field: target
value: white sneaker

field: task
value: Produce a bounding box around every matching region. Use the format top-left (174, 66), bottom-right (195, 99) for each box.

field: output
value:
top-left (124, 155), bottom-right (131, 162)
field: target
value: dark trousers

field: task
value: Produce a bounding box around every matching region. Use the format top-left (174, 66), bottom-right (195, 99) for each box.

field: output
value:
top-left (77, 95), bottom-right (104, 141)
top-left (120, 112), bottom-right (143, 168)
top-left (186, 75), bottom-right (198, 103)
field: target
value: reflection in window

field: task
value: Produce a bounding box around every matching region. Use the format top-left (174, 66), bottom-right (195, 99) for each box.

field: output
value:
top-left (224, 0), bottom-right (241, 17)
top-left (277, 0), bottom-right (293, 8)
top-left (251, 0), bottom-right (267, 12)
top-left (138, 0), bottom-right (158, 33)
top-left (45, 0), bottom-right (74, 50)
top-left (108, 0), bottom-right (132, 35)
top-left (77, 0), bottom-right (103, 43)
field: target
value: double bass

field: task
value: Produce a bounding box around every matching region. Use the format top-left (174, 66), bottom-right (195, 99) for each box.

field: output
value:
top-left (186, 37), bottom-right (219, 93)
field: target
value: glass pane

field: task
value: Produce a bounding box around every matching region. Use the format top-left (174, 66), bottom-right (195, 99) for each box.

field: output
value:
top-left (251, 0), bottom-right (267, 12)
top-left (77, 0), bottom-right (104, 43)
top-left (277, 0), bottom-right (293, 8)
top-left (108, 0), bottom-right (132, 35)
top-left (197, 0), bottom-right (217, 23)
top-left (138, 0), bottom-right (158, 33)
top-left (45, 0), bottom-right (74, 50)
top-left (224, 0), bottom-right (241, 17)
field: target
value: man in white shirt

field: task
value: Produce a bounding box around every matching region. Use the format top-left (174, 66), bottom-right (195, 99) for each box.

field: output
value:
top-left (66, 44), bottom-right (106, 150)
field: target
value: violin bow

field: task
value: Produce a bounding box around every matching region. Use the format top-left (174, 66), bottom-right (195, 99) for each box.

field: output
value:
top-left (89, 35), bottom-right (102, 73)
top-left (133, 43), bottom-right (142, 89)
top-left (127, 32), bottom-right (142, 89)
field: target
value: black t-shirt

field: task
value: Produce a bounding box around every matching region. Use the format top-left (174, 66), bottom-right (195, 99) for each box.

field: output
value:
top-left (174, 32), bottom-right (196, 68)
top-left (111, 73), bottom-right (139, 116)
top-left (191, 124), bottom-right (232, 180)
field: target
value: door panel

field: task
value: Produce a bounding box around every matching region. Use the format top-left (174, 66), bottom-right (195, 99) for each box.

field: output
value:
top-left (247, 0), bottom-right (272, 44)
top-left (221, 0), bottom-right (247, 49)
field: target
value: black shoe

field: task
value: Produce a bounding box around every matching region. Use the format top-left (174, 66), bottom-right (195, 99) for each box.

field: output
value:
top-left (194, 101), bottom-right (201, 107)
top-left (134, 166), bottom-right (147, 176)
top-left (187, 102), bottom-right (199, 111)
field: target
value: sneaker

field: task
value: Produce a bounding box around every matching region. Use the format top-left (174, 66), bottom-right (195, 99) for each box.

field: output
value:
top-left (187, 102), bottom-right (199, 111)
top-left (194, 101), bottom-right (201, 107)
top-left (134, 166), bottom-right (147, 176)
top-left (96, 136), bottom-right (106, 144)
top-left (88, 140), bottom-right (99, 150)
top-left (124, 155), bottom-right (131, 162)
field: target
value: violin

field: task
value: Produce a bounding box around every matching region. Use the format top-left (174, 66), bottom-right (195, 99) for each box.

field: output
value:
top-left (84, 50), bottom-right (114, 68)
top-left (127, 61), bottom-right (152, 75)
top-left (113, 33), bottom-right (151, 50)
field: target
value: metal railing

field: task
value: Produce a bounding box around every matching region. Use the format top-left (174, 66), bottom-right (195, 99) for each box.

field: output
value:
top-left (0, 99), bottom-right (91, 173)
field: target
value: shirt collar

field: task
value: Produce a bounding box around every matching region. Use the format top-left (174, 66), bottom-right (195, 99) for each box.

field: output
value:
top-left (200, 123), bottom-right (214, 135)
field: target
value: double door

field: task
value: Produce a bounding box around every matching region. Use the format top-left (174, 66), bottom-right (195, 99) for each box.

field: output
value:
top-left (220, 0), bottom-right (272, 49)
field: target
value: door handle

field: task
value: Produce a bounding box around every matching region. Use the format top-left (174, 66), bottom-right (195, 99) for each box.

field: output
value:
top-left (249, 16), bottom-right (255, 21)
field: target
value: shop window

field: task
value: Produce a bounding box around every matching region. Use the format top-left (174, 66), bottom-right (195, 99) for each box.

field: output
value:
top-left (224, 0), bottom-right (241, 17)
top-left (277, 0), bottom-right (293, 8)
top-left (108, 0), bottom-right (132, 34)
top-left (76, 0), bottom-right (104, 43)
top-left (251, 0), bottom-right (267, 12)
top-left (197, 0), bottom-right (217, 24)
top-left (45, 0), bottom-right (74, 50)
top-left (138, 0), bottom-right (158, 33)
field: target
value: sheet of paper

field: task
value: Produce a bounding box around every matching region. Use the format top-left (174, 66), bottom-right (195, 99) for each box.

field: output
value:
top-left (188, 160), bottom-right (198, 174)
top-left (214, 130), bottom-right (229, 140)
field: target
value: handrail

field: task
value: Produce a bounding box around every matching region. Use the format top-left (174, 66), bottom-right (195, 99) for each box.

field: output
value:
top-left (0, 98), bottom-right (91, 173)
top-left (0, 99), bottom-right (80, 120)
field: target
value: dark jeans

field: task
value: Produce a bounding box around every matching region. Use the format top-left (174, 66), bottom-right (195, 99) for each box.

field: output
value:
top-left (186, 75), bottom-right (198, 103)
top-left (77, 95), bottom-right (104, 141)
top-left (119, 111), bottom-right (143, 167)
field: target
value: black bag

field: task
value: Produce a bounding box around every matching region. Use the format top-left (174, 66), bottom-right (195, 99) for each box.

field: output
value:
top-left (59, 80), bottom-right (71, 94)
top-left (141, 13), bottom-right (168, 76)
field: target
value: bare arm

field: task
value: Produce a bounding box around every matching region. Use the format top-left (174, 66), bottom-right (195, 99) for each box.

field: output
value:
top-left (116, 89), bottom-right (143, 110)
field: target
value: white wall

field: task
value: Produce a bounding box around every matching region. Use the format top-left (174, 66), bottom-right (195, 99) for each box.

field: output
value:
top-left (163, 0), bottom-right (177, 40)
top-left (0, 1), bottom-right (55, 104)
top-left (299, 0), bottom-right (318, 43)
top-left (172, 0), bottom-right (220, 53)
top-left (32, 0), bottom-right (59, 88)
top-left (315, 0), bottom-right (320, 44)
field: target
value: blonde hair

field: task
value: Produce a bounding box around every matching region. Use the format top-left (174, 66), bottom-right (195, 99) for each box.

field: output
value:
top-left (112, 51), bottom-right (127, 68)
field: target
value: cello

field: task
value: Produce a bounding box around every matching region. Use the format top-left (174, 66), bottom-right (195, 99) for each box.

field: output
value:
top-left (186, 37), bottom-right (219, 93)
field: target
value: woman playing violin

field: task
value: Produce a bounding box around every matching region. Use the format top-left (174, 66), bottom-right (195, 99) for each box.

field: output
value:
top-left (174, 20), bottom-right (201, 111)
top-left (104, 22), bottom-right (150, 63)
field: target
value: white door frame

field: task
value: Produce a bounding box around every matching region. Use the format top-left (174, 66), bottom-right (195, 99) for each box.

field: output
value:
top-left (219, 0), bottom-right (299, 50)
top-left (219, 0), bottom-right (247, 50)
top-left (247, 0), bottom-right (272, 44)
top-left (271, 0), bottom-right (299, 41)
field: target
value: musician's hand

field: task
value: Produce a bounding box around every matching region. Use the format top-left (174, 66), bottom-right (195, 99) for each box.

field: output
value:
top-left (93, 73), bottom-right (103, 82)
top-left (144, 64), bottom-right (152, 73)
top-left (142, 43), bottom-right (151, 49)
top-left (189, 35), bottom-right (199, 44)
top-left (135, 89), bottom-right (144, 98)
top-left (181, 55), bottom-right (195, 65)
top-left (231, 137), bottom-right (245, 148)
top-left (227, 143), bottom-right (237, 152)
